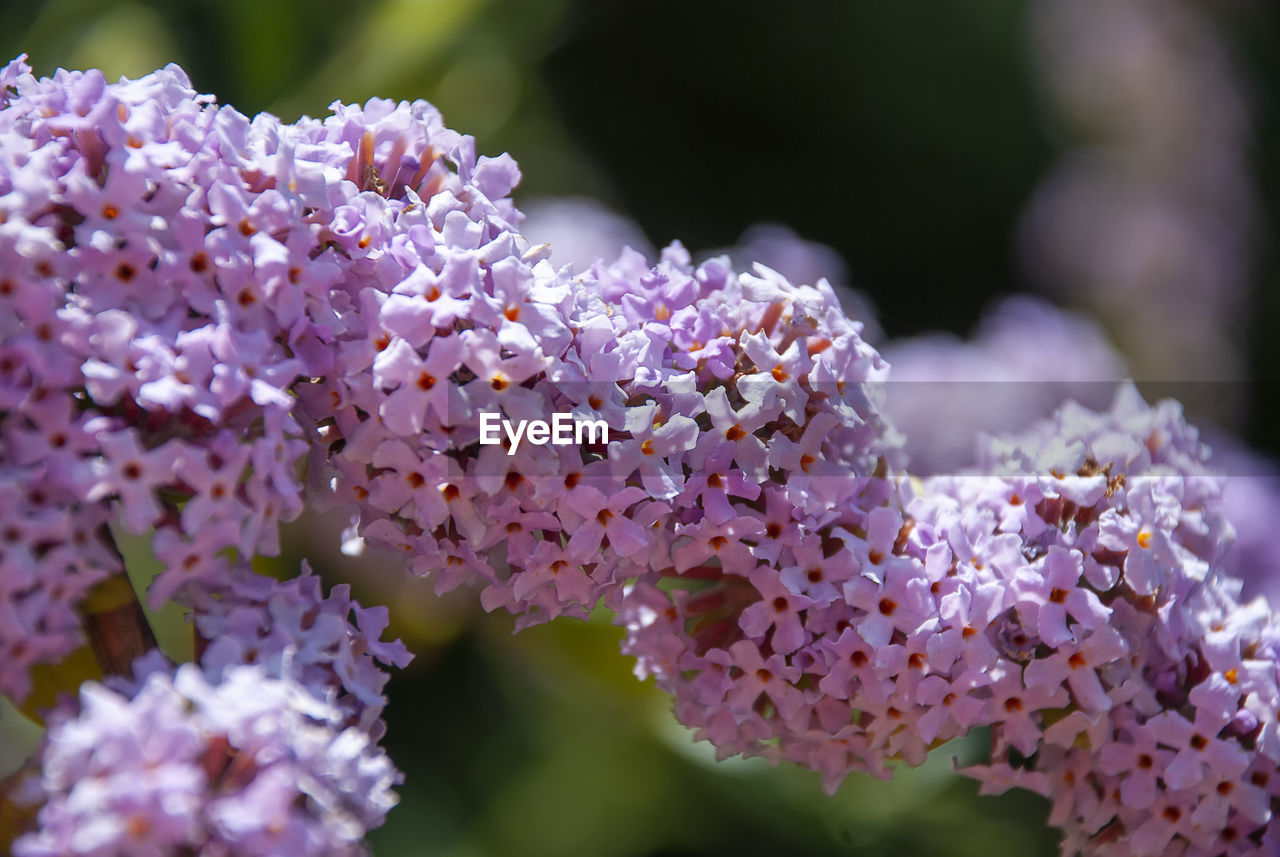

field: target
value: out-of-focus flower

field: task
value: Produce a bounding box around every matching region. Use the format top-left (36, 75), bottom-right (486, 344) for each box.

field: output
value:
top-left (186, 563), bottom-right (412, 740)
top-left (882, 295), bottom-right (1124, 475)
top-left (518, 196), bottom-right (654, 274)
top-left (1202, 434), bottom-right (1280, 609)
top-left (1021, 0), bottom-right (1256, 419)
top-left (14, 665), bottom-right (399, 857)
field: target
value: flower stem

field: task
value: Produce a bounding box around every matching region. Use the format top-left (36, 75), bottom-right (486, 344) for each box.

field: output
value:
top-left (79, 527), bottom-right (158, 679)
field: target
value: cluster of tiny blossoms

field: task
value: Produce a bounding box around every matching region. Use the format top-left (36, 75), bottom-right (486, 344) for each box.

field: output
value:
top-left (4, 54), bottom-right (1280, 857)
top-left (309, 158), bottom-right (903, 630)
top-left (954, 387), bottom-right (1280, 856)
top-left (0, 52), bottom-right (909, 852)
top-left (0, 55), bottom-right (460, 851)
top-left (15, 664), bottom-right (399, 857)
top-left (623, 383), bottom-right (1280, 854)
top-left (0, 54), bottom-right (412, 714)
top-left (184, 564), bottom-right (411, 739)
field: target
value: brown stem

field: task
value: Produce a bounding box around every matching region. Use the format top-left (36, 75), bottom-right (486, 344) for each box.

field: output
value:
top-left (80, 526), bottom-right (158, 678)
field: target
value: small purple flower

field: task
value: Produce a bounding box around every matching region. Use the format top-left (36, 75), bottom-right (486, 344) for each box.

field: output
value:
top-left (1012, 545), bottom-right (1111, 648)
top-left (372, 334), bottom-right (464, 436)
top-left (1023, 624), bottom-right (1128, 712)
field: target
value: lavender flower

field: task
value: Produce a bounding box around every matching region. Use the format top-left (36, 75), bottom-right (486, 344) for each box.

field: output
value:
top-left (185, 563), bottom-right (412, 740)
top-left (1021, 0), bottom-right (1256, 412)
top-left (14, 664), bottom-right (399, 857)
top-left (945, 385), bottom-right (1279, 852)
top-left (882, 295), bottom-right (1124, 475)
top-left (1202, 435), bottom-right (1280, 608)
top-left (5, 53), bottom-right (1279, 857)
top-left (4, 53), bottom-right (909, 846)
top-left (621, 383), bottom-right (1280, 854)
top-left (0, 56), bottom-right (518, 696)
top-left (316, 220), bottom-right (904, 628)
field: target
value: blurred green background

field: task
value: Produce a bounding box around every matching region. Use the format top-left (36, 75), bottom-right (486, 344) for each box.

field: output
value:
top-left (4, 1), bottom-right (1280, 855)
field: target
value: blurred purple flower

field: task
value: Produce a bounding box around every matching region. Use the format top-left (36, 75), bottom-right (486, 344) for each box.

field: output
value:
top-left (882, 295), bottom-right (1124, 475)
top-left (15, 665), bottom-right (399, 857)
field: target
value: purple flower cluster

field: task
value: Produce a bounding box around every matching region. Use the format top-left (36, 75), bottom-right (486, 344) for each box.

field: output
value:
top-left (623, 383), bottom-right (1280, 853)
top-left (185, 563), bottom-right (412, 739)
top-left (1, 51), bottom-right (905, 847)
top-left (311, 198), bottom-right (902, 629)
top-left (0, 56), bottom-right (435, 684)
top-left (948, 386), bottom-right (1278, 855)
top-left (0, 63), bottom-right (127, 701)
top-left (13, 664), bottom-right (399, 857)
top-left (0, 55), bottom-right (471, 844)
top-left (4, 52), bottom-right (1280, 857)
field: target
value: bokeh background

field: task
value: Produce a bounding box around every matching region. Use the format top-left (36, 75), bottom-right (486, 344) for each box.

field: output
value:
top-left (3, 1), bottom-right (1279, 855)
